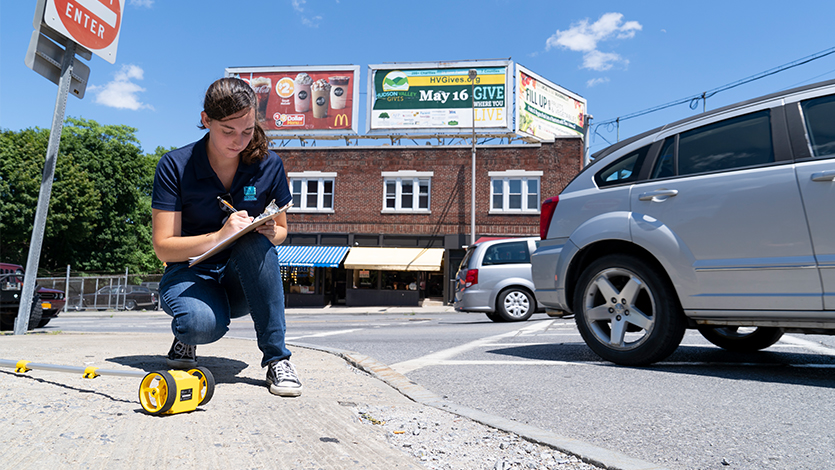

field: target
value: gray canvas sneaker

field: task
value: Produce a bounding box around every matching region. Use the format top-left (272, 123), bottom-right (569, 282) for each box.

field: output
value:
top-left (166, 338), bottom-right (197, 369)
top-left (266, 359), bottom-right (302, 397)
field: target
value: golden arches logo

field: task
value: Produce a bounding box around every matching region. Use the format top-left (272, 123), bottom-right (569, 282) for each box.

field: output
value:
top-left (333, 114), bottom-right (349, 128)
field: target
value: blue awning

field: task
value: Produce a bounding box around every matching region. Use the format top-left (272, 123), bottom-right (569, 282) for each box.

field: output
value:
top-left (274, 245), bottom-right (350, 268)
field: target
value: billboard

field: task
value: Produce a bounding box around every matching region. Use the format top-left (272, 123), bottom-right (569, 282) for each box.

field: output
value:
top-left (516, 64), bottom-right (586, 140)
top-left (226, 65), bottom-right (360, 136)
top-left (367, 60), bottom-right (512, 133)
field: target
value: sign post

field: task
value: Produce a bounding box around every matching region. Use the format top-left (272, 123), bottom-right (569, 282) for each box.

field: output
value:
top-left (15, 0), bottom-right (124, 334)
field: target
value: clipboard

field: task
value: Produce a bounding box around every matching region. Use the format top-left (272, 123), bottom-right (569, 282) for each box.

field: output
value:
top-left (189, 201), bottom-right (293, 267)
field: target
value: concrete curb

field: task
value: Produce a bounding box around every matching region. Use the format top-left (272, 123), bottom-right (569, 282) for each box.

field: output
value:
top-left (289, 341), bottom-right (671, 470)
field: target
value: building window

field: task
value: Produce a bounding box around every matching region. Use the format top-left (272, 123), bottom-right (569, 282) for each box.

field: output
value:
top-left (489, 170), bottom-right (542, 213)
top-left (288, 171), bottom-right (335, 212)
top-left (381, 171), bottom-right (432, 213)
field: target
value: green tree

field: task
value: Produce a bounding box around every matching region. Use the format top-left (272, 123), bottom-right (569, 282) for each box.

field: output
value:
top-left (0, 126), bottom-right (100, 269)
top-left (0, 119), bottom-right (166, 274)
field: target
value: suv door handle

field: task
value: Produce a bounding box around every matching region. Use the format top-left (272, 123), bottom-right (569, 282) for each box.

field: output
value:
top-left (811, 170), bottom-right (835, 182)
top-left (638, 189), bottom-right (679, 202)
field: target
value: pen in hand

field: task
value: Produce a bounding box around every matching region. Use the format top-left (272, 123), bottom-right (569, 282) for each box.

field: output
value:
top-left (217, 196), bottom-right (237, 213)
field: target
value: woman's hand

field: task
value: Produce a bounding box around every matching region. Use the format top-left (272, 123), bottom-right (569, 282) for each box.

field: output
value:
top-left (254, 218), bottom-right (278, 239)
top-left (218, 211), bottom-right (253, 239)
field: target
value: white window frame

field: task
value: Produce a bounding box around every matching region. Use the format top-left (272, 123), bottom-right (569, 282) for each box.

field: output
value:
top-left (381, 171), bottom-right (433, 213)
top-left (489, 170), bottom-right (542, 214)
top-left (288, 171), bottom-right (336, 213)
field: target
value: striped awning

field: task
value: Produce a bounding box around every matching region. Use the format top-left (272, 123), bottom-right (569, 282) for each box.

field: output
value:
top-left (274, 246), bottom-right (350, 268)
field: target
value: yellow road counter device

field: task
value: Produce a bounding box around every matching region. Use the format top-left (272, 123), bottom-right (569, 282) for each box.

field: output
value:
top-left (1, 359), bottom-right (214, 416)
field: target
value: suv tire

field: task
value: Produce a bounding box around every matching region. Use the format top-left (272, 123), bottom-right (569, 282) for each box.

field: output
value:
top-left (0, 295), bottom-right (43, 331)
top-left (697, 326), bottom-right (784, 352)
top-left (573, 254), bottom-right (686, 365)
top-left (495, 288), bottom-right (535, 322)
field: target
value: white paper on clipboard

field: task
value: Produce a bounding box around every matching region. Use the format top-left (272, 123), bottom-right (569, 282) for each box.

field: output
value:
top-left (189, 202), bottom-right (293, 267)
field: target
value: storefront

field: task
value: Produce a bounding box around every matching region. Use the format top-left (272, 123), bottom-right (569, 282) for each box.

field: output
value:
top-left (342, 247), bottom-right (445, 307)
top-left (276, 246), bottom-right (350, 307)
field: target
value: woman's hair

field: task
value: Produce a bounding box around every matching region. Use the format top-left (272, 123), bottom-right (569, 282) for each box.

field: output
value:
top-left (199, 77), bottom-right (268, 164)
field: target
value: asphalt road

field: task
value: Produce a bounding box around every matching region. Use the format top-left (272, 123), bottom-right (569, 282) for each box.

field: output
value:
top-left (43, 309), bottom-right (835, 469)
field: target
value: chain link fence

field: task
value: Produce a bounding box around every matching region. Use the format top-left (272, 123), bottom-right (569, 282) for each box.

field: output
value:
top-left (37, 271), bottom-right (163, 312)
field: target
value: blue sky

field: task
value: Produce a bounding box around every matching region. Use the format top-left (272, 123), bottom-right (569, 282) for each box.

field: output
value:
top-left (2, 0), bottom-right (835, 155)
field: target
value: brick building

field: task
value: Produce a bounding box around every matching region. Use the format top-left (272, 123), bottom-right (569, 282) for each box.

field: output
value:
top-left (275, 137), bottom-right (584, 307)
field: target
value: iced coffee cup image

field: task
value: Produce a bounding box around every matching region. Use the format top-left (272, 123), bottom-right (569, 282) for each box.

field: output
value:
top-left (311, 79), bottom-right (331, 119)
top-left (250, 76), bottom-right (272, 122)
top-left (294, 73), bottom-right (313, 113)
top-left (329, 76), bottom-right (350, 109)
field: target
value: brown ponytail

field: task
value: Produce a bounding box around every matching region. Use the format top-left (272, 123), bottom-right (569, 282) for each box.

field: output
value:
top-left (199, 77), bottom-right (269, 164)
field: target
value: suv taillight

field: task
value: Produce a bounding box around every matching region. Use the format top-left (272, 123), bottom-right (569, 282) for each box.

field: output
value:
top-left (464, 269), bottom-right (478, 288)
top-left (540, 196), bottom-right (559, 240)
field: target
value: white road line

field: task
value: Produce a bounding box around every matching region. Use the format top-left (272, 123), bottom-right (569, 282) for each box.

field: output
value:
top-left (286, 328), bottom-right (363, 341)
top-left (390, 320), bottom-right (555, 374)
top-left (434, 360), bottom-right (584, 366)
top-left (679, 343), bottom-right (807, 349)
top-left (778, 335), bottom-right (835, 356)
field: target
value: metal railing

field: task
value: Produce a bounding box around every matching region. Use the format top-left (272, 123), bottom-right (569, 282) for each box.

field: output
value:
top-left (36, 271), bottom-right (162, 312)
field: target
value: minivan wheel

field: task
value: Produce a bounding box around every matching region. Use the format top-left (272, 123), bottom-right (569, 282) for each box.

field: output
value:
top-left (573, 254), bottom-right (686, 366)
top-left (697, 326), bottom-right (784, 352)
top-left (495, 288), bottom-right (534, 322)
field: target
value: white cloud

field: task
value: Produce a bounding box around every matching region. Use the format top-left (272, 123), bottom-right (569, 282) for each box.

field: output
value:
top-left (583, 50), bottom-right (624, 71)
top-left (89, 65), bottom-right (153, 111)
top-left (291, 0), bottom-right (322, 27)
top-left (546, 12), bottom-right (641, 71)
top-left (129, 0), bottom-right (154, 7)
top-left (301, 15), bottom-right (322, 27)
top-left (586, 77), bottom-right (610, 87)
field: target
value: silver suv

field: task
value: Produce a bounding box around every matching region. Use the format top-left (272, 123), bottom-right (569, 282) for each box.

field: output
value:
top-left (455, 237), bottom-right (541, 322)
top-left (532, 79), bottom-right (835, 365)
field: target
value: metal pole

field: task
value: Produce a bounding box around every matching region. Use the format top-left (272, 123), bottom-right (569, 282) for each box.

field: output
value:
top-left (123, 267), bottom-right (129, 310)
top-left (14, 42), bottom-right (76, 335)
top-left (583, 114), bottom-right (593, 167)
top-left (64, 265), bottom-right (70, 313)
top-left (468, 69), bottom-right (477, 247)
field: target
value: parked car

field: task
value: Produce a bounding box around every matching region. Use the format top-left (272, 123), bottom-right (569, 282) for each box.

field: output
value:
top-left (1, 262), bottom-right (65, 329)
top-left (36, 285), bottom-right (65, 327)
top-left (532, 79), bottom-right (835, 365)
top-left (141, 281), bottom-right (160, 309)
top-left (454, 237), bottom-right (542, 322)
top-left (72, 285), bottom-right (156, 311)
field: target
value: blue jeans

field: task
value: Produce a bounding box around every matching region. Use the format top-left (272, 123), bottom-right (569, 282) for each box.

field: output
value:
top-left (159, 233), bottom-right (290, 367)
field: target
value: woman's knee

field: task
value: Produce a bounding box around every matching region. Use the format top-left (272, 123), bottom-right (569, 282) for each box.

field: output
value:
top-left (170, 305), bottom-right (228, 344)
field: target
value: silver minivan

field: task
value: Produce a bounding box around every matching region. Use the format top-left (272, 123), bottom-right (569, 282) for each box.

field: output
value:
top-left (455, 237), bottom-right (541, 322)
top-left (532, 79), bottom-right (835, 365)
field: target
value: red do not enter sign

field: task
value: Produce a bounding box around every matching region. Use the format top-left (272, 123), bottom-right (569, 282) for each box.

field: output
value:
top-left (52, 0), bottom-right (122, 51)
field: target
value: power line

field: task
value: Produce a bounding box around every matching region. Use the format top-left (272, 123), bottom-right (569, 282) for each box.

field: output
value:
top-left (593, 45), bottom-right (835, 141)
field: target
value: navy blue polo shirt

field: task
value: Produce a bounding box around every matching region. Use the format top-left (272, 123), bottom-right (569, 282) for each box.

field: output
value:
top-left (152, 134), bottom-right (292, 264)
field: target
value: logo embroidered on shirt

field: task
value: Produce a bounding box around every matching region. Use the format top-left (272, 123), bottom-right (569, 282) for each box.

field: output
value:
top-left (243, 186), bottom-right (257, 201)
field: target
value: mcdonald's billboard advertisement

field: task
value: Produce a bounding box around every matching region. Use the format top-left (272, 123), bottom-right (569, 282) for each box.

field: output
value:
top-left (366, 60), bottom-right (512, 133)
top-left (515, 63), bottom-right (586, 140)
top-left (225, 65), bottom-right (360, 136)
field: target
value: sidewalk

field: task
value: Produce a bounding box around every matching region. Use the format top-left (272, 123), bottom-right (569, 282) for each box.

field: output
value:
top-left (0, 332), bottom-right (425, 469)
top-left (1, 308), bottom-right (667, 470)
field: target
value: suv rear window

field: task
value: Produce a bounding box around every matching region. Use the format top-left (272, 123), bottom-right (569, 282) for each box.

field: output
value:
top-left (678, 110), bottom-right (773, 176)
top-left (482, 241), bottom-right (530, 266)
top-left (801, 94), bottom-right (835, 157)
